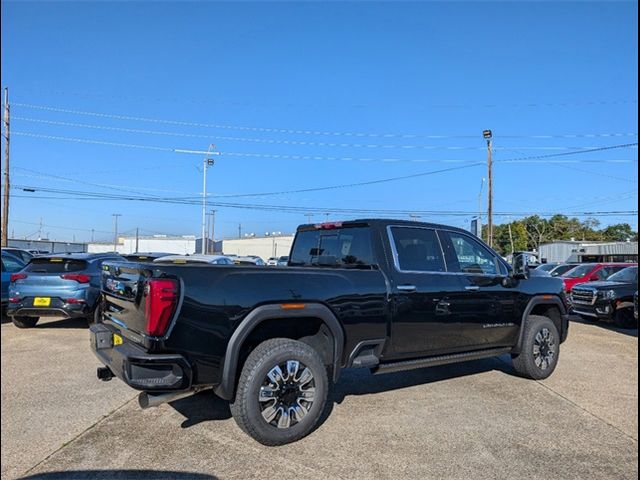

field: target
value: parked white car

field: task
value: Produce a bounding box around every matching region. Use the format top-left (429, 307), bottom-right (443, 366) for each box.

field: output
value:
top-left (153, 254), bottom-right (235, 265)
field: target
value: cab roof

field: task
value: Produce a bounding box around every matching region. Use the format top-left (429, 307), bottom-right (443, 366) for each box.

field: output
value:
top-left (296, 218), bottom-right (472, 236)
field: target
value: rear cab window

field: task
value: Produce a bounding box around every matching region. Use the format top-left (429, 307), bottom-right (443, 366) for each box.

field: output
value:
top-left (290, 225), bottom-right (374, 268)
top-left (24, 258), bottom-right (88, 273)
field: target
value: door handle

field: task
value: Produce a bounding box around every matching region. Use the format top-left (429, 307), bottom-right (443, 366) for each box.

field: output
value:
top-left (465, 285), bottom-right (480, 291)
top-left (397, 284), bottom-right (417, 292)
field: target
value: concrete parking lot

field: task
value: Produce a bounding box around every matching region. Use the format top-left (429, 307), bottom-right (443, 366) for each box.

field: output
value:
top-left (2, 316), bottom-right (638, 480)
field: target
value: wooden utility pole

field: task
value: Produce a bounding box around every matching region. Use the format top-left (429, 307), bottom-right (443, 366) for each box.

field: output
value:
top-left (2, 88), bottom-right (9, 247)
top-left (483, 130), bottom-right (494, 247)
top-left (135, 227), bottom-right (139, 252)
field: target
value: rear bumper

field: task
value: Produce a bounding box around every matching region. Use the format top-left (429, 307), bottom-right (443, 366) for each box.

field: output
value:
top-left (90, 323), bottom-right (192, 391)
top-left (7, 303), bottom-right (91, 318)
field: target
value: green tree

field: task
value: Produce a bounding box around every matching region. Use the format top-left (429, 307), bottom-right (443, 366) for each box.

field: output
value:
top-left (601, 223), bottom-right (636, 241)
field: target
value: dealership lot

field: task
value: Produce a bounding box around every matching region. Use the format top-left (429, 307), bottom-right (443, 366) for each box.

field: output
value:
top-left (1, 317), bottom-right (637, 480)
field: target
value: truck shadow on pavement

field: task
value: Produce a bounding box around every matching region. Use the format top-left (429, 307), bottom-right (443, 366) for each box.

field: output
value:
top-left (33, 317), bottom-right (89, 329)
top-left (571, 317), bottom-right (638, 338)
top-left (22, 471), bottom-right (217, 480)
top-left (170, 356), bottom-right (514, 431)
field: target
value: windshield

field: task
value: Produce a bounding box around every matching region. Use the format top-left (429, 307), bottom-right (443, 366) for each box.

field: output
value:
top-left (562, 264), bottom-right (595, 278)
top-left (290, 227), bottom-right (374, 268)
top-left (24, 258), bottom-right (87, 273)
top-left (550, 264), bottom-right (576, 277)
top-left (536, 264), bottom-right (557, 272)
top-left (607, 267), bottom-right (638, 283)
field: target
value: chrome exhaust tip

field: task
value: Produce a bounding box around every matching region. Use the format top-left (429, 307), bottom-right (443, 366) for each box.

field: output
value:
top-left (138, 390), bottom-right (195, 409)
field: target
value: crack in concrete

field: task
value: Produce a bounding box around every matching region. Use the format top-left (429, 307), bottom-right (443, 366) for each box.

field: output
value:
top-left (20, 395), bottom-right (139, 478)
top-left (496, 356), bottom-right (638, 444)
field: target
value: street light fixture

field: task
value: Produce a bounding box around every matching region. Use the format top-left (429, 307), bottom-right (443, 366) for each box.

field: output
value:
top-left (201, 144), bottom-right (221, 254)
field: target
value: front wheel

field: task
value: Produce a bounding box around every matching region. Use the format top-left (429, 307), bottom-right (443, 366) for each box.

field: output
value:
top-left (614, 308), bottom-right (635, 329)
top-left (512, 315), bottom-right (560, 380)
top-left (230, 338), bottom-right (329, 446)
top-left (12, 316), bottom-right (39, 329)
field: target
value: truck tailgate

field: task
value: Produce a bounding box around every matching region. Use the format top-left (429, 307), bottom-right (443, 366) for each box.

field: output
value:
top-left (101, 262), bottom-right (179, 340)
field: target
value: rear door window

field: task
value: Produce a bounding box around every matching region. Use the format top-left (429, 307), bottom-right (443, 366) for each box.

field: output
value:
top-left (24, 258), bottom-right (88, 273)
top-left (290, 227), bottom-right (374, 267)
top-left (390, 227), bottom-right (446, 272)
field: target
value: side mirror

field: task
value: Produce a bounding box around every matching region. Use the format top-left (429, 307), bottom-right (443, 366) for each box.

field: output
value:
top-left (512, 253), bottom-right (530, 280)
top-left (589, 275), bottom-right (600, 282)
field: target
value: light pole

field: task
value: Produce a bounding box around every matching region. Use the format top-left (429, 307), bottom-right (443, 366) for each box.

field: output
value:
top-left (112, 214), bottom-right (121, 252)
top-left (201, 144), bottom-right (220, 254)
top-left (483, 129), bottom-right (493, 247)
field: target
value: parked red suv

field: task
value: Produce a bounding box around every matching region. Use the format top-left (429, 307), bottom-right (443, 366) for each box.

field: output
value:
top-left (561, 263), bottom-right (637, 292)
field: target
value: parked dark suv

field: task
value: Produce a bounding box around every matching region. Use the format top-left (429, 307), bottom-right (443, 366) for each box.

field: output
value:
top-left (7, 252), bottom-right (125, 328)
top-left (571, 266), bottom-right (638, 328)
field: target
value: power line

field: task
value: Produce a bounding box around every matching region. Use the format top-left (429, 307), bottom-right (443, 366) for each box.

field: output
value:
top-left (13, 116), bottom-right (633, 151)
top-left (11, 101), bottom-right (640, 139)
top-left (12, 129), bottom-right (638, 164)
top-left (10, 188), bottom-right (637, 218)
top-left (7, 89), bottom-right (639, 110)
top-left (494, 143), bottom-right (639, 163)
top-left (10, 162), bottom-right (484, 203)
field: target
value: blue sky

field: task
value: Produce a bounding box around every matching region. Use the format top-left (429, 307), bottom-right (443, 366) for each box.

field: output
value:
top-left (1, 1), bottom-right (638, 242)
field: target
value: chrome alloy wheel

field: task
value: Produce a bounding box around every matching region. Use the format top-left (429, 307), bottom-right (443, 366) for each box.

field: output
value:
top-left (258, 360), bottom-right (315, 429)
top-left (533, 327), bottom-right (556, 370)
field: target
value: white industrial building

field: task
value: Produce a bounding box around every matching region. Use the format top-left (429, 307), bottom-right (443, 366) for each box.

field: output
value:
top-left (221, 235), bottom-right (294, 260)
top-left (539, 240), bottom-right (638, 264)
top-left (87, 233), bottom-right (293, 260)
top-left (88, 235), bottom-right (217, 255)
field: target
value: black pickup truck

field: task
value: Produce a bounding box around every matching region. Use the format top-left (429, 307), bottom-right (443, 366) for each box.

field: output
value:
top-left (91, 219), bottom-right (571, 445)
top-left (570, 266), bottom-right (638, 328)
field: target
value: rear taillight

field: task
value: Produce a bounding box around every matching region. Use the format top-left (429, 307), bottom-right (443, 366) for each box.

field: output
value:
top-left (10, 273), bottom-right (27, 282)
top-left (60, 274), bottom-right (91, 283)
top-left (145, 278), bottom-right (178, 337)
top-left (65, 298), bottom-right (85, 304)
top-left (8, 297), bottom-right (20, 303)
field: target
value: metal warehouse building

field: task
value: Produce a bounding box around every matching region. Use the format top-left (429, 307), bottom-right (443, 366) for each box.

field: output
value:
top-left (539, 241), bottom-right (638, 264)
top-left (87, 236), bottom-right (218, 255)
top-left (86, 233), bottom-right (293, 260)
top-left (221, 235), bottom-right (294, 260)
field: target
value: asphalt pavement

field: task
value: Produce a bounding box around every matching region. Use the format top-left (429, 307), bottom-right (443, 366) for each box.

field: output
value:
top-left (1, 316), bottom-right (637, 480)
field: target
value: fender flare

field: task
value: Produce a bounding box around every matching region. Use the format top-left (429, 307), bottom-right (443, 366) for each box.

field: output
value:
top-left (514, 296), bottom-right (567, 354)
top-left (615, 301), bottom-right (634, 310)
top-left (214, 303), bottom-right (345, 400)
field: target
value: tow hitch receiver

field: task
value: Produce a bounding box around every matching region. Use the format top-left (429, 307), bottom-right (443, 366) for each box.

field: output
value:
top-left (97, 366), bottom-right (114, 381)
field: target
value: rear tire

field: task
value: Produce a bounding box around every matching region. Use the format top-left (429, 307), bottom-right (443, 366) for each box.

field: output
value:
top-left (230, 338), bottom-right (329, 446)
top-left (12, 316), bottom-right (39, 329)
top-left (512, 315), bottom-right (560, 380)
top-left (86, 304), bottom-right (102, 326)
